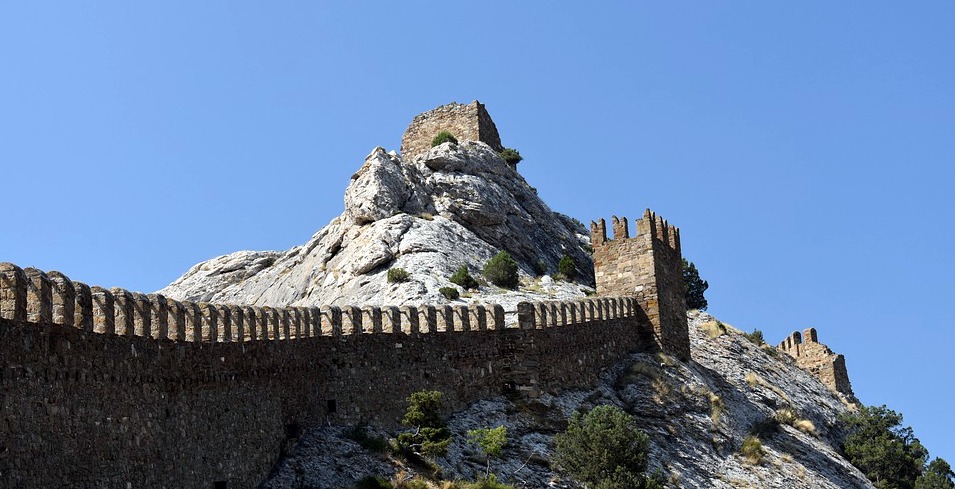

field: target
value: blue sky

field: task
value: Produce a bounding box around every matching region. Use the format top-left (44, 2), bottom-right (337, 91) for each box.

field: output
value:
top-left (2, 2), bottom-right (953, 466)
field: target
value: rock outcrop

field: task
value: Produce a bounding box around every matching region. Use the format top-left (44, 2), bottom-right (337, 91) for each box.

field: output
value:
top-left (160, 141), bottom-right (594, 309)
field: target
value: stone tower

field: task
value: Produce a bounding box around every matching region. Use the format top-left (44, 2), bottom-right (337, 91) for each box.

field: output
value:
top-left (590, 209), bottom-right (690, 360)
top-left (400, 101), bottom-right (503, 160)
top-left (778, 328), bottom-right (855, 397)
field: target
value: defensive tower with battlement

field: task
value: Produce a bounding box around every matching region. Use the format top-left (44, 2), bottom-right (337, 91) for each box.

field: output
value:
top-left (591, 209), bottom-right (690, 361)
top-left (400, 100), bottom-right (504, 160)
top-left (778, 327), bottom-right (855, 397)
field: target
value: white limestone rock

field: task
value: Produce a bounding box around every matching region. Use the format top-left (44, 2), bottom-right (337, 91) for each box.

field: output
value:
top-left (160, 141), bottom-right (593, 310)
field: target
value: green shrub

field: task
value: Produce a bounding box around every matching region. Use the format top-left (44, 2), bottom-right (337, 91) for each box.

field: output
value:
top-left (450, 265), bottom-right (479, 290)
top-left (439, 286), bottom-right (460, 300)
top-left (431, 131), bottom-right (458, 147)
top-left (553, 405), bottom-right (663, 489)
top-left (397, 391), bottom-right (451, 459)
top-left (482, 251), bottom-right (519, 289)
top-left (347, 422), bottom-right (389, 453)
top-left (499, 148), bottom-right (523, 165)
top-left (532, 260), bottom-right (547, 277)
top-left (742, 329), bottom-right (765, 345)
top-left (356, 475), bottom-right (393, 489)
top-left (558, 255), bottom-right (577, 281)
top-left (468, 426), bottom-right (507, 478)
top-left (682, 258), bottom-right (708, 310)
top-left (388, 267), bottom-right (410, 283)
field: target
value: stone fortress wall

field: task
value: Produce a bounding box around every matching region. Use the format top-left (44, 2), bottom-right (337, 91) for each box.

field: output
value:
top-left (778, 328), bottom-right (855, 397)
top-left (400, 101), bottom-right (504, 160)
top-left (590, 209), bottom-right (690, 361)
top-left (0, 227), bottom-right (672, 489)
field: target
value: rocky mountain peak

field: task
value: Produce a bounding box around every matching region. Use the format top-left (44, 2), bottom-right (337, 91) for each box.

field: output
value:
top-left (160, 106), bottom-right (593, 310)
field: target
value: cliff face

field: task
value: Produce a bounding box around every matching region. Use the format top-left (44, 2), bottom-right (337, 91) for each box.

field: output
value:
top-left (264, 312), bottom-right (871, 489)
top-left (159, 141), bottom-right (594, 309)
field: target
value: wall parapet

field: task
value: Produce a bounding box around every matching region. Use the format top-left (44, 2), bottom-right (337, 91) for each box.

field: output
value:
top-left (1, 261), bottom-right (653, 488)
top-left (0, 262), bottom-right (634, 344)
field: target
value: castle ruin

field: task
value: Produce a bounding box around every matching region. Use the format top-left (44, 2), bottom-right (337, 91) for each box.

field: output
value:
top-left (0, 205), bottom-right (689, 488)
top-left (400, 101), bottom-right (504, 160)
top-left (0, 100), bottom-right (854, 487)
top-left (778, 328), bottom-right (855, 397)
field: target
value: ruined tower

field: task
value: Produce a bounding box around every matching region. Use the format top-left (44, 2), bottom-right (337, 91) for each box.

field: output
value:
top-left (400, 101), bottom-right (503, 160)
top-left (778, 328), bottom-right (855, 397)
top-left (591, 209), bottom-right (690, 360)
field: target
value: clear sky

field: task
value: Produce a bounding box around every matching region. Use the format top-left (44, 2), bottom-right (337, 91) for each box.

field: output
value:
top-left (2, 2), bottom-right (953, 467)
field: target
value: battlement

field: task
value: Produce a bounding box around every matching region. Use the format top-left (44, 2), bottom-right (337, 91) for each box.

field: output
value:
top-left (590, 208), bottom-right (681, 253)
top-left (0, 259), bottom-right (655, 487)
top-left (0, 262), bottom-right (643, 344)
top-left (777, 327), bottom-right (854, 397)
top-left (400, 101), bottom-right (504, 161)
top-left (590, 209), bottom-right (689, 360)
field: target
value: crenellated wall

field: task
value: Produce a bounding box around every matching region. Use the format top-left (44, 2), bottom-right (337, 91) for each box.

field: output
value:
top-left (0, 262), bottom-right (649, 489)
top-left (400, 101), bottom-right (504, 161)
top-left (777, 327), bottom-right (855, 397)
top-left (590, 209), bottom-right (690, 360)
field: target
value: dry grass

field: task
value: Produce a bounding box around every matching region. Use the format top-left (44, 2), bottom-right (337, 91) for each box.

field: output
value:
top-left (793, 419), bottom-right (816, 436)
top-left (656, 352), bottom-right (679, 367)
top-left (618, 362), bottom-right (673, 400)
top-left (740, 435), bottom-right (765, 465)
top-left (774, 407), bottom-right (817, 436)
top-left (708, 392), bottom-right (725, 424)
top-left (700, 320), bottom-right (728, 339)
top-left (745, 372), bottom-right (792, 405)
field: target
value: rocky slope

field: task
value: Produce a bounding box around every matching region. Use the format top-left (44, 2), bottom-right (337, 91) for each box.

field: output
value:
top-left (160, 142), bottom-right (594, 310)
top-left (263, 311), bottom-right (871, 489)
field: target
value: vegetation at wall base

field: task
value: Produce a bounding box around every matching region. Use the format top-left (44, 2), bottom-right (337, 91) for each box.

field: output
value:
top-left (398, 391), bottom-right (452, 459)
top-left (482, 251), bottom-right (519, 289)
top-left (388, 267), bottom-right (410, 283)
top-left (450, 265), bottom-right (480, 290)
top-left (467, 426), bottom-right (507, 478)
top-left (682, 258), bottom-right (708, 310)
top-left (532, 260), bottom-right (547, 277)
top-left (553, 404), bottom-right (664, 489)
top-left (499, 148), bottom-right (523, 165)
top-left (431, 131), bottom-right (458, 147)
top-left (558, 255), bottom-right (577, 282)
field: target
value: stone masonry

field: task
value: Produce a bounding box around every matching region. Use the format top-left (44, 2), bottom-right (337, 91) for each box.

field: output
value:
top-left (0, 262), bottom-right (649, 488)
top-left (400, 101), bottom-right (503, 160)
top-left (778, 328), bottom-right (855, 397)
top-left (591, 209), bottom-right (691, 361)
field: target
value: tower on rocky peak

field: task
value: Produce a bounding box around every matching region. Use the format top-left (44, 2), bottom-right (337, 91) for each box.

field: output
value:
top-left (400, 101), bottom-right (504, 161)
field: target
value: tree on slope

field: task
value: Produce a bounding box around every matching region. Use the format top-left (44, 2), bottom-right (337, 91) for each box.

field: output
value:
top-left (682, 258), bottom-right (708, 311)
top-left (553, 405), bottom-right (664, 489)
top-left (916, 458), bottom-right (955, 489)
top-left (839, 405), bottom-right (928, 489)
